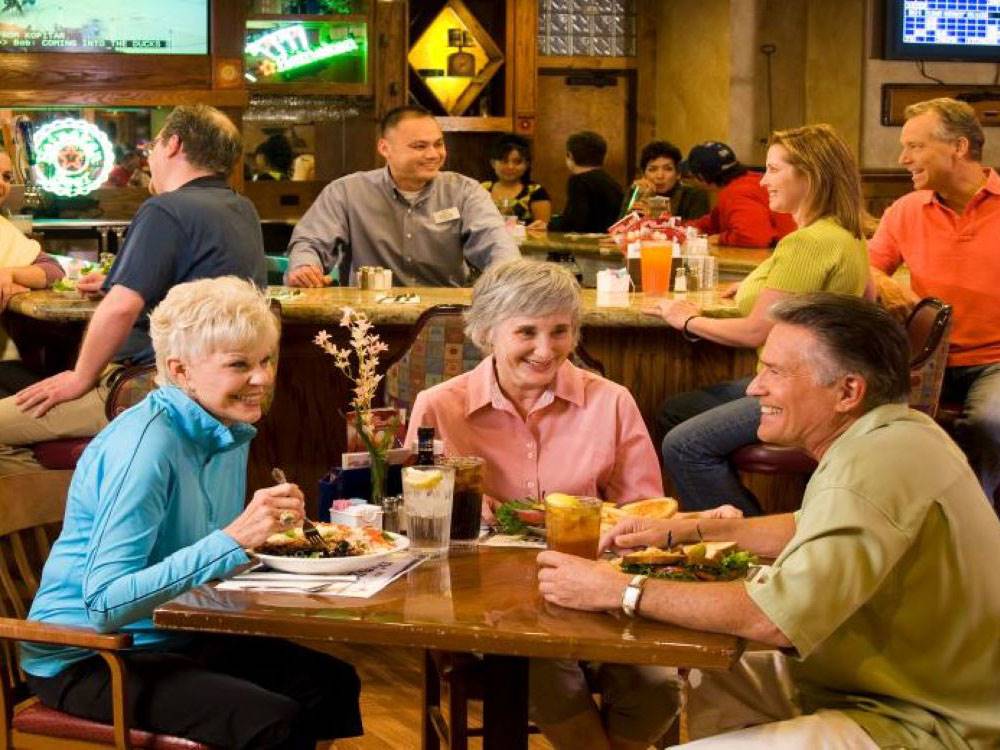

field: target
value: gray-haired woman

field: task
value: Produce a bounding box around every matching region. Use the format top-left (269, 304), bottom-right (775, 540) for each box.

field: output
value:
top-left (407, 259), bottom-right (676, 750)
top-left (23, 276), bottom-right (362, 749)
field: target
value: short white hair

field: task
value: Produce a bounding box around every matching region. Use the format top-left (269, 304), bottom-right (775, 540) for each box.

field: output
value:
top-left (149, 276), bottom-right (279, 386)
top-left (464, 259), bottom-right (581, 353)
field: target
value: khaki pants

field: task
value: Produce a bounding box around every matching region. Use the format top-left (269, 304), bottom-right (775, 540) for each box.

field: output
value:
top-left (670, 651), bottom-right (878, 750)
top-left (0, 366), bottom-right (120, 476)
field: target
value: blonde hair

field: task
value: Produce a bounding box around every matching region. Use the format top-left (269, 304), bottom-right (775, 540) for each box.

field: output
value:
top-left (904, 97), bottom-right (984, 162)
top-left (149, 276), bottom-right (279, 386)
top-left (464, 259), bottom-right (581, 353)
top-left (768, 123), bottom-right (864, 239)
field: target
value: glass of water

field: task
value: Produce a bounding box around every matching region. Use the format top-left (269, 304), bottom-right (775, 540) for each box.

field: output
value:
top-left (402, 465), bottom-right (456, 556)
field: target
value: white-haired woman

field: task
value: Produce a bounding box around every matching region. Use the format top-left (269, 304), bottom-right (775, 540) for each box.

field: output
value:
top-left (22, 277), bottom-right (362, 749)
top-left (406, 259), bottom-right (676, 750)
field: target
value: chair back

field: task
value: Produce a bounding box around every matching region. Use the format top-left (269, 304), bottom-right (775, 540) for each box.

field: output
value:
top-left (383, 305), bottom-right (483, 414)
top-left (906, 297), bottom-right (952, 416)
top-left (105, 365), bottom-right (159, 422)
top-left (382, 304), bottom-right (606, 415)
top-left (0, 472), bottom-right (71, 702)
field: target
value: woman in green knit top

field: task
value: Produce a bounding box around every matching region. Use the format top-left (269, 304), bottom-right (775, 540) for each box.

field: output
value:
top-left (644, 123), bottom-right (870, 515)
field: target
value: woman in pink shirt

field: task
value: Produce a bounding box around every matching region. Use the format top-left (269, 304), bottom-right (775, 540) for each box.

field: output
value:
top-left (406, 259), bottom-right (677, 750)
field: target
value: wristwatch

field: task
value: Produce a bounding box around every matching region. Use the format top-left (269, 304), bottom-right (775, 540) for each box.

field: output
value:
top-left (620, 574), bottom-right (648, 618)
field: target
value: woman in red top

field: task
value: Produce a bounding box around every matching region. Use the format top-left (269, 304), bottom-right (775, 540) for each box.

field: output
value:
top-left (684, 141), bottom-right (796, 247)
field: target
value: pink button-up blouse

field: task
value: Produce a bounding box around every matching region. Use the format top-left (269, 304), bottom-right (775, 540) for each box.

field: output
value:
top-left (405, 357), bottom-right (663, 504)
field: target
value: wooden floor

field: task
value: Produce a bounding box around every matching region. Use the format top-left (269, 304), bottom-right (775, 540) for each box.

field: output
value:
top-left (314, 642), bottom-right (555, 749)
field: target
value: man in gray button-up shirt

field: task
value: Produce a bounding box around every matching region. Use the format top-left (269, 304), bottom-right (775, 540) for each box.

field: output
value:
top-left (286, 106), bottom-right (519, 288)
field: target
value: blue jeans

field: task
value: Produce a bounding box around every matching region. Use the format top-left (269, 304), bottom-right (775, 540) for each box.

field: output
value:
top-left (659, 378), bottom-right (762, 516)
top-left (942, 363), bottom-right (1000, 511)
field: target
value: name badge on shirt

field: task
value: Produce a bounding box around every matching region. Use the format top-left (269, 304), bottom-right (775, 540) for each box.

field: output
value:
top-left (433, 207), bottom-right (460, 224)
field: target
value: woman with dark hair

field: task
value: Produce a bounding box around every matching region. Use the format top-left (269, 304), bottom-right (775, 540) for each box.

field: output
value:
top-left (622, 140), bottom-right (710, 220)
top-left (481, 134), bottom-right (551, 227)
top-left (253, 133), bottom-right (294, 181)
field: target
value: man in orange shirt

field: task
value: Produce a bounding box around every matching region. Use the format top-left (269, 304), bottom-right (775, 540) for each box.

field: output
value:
top-left (869, 97), bottom-right (1000, 510)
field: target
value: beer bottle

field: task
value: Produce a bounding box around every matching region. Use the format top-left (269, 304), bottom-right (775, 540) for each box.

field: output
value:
top-left (416, 426), bottom-right (436, 466)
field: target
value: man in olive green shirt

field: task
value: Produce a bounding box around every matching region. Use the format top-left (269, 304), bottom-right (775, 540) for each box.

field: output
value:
top-left (538, 293), bottom-right (1000, 749)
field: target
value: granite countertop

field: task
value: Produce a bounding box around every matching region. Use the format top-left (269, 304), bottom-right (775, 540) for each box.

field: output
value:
top-left (8, 287), bottom-right (739, 328)
top-left (517, 232), bottom-right (769, 275)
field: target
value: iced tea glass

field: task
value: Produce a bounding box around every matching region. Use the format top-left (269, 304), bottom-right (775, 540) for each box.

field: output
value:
top-left (402, 465), bottom-right (456, 556)
top-left (544, 495), bottom-right (602, 559)
top-left (440, 456), bottom-right (485, 544)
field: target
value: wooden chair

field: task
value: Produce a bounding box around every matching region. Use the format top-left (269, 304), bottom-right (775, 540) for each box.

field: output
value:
top-left (0, 472), bottom-right (209, 749)
top-left (731, 297), bottom-right (953, 513)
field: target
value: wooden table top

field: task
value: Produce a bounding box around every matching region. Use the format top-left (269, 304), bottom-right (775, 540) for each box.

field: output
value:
top-left (518, 232), bottom-right (770, 275)
top-left (154, 547), bottom-right (744, 671)
top-left (7, 287), bottom-right (740, 328)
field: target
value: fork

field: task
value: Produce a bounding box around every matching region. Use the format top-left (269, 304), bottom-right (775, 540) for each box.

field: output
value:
top-left (272, 468), bottom-right (330, 552)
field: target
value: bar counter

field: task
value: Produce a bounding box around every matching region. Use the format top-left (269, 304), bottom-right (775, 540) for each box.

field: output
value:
top-left (517, 232), bottom-right (770, 284)
top-left (5, 287), bottom-right (757, 512)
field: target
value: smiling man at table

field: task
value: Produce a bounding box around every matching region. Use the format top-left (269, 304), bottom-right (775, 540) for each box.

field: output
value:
top-left (286, 104), bottom-right (519, 288)
top-left (538, 294), bottom-right (1000, 749)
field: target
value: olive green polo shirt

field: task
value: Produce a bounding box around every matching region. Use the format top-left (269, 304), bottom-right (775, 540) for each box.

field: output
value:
top-left (747, 404), bottom-right (1000, 749)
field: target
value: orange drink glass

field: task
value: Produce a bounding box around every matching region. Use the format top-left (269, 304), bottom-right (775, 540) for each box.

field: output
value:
top-left (545, 494), bottom-right (602, 559)
top-left (640, 241), bottom-right (671, 296)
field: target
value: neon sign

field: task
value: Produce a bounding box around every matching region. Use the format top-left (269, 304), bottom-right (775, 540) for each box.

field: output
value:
top-left (245, 25), bottom-right (358, 77)
top-left (33, 118), bottom-right (115, 197)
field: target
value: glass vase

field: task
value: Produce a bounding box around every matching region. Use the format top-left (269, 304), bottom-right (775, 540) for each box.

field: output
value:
top-left (369, 448), bottom-right (388, 507)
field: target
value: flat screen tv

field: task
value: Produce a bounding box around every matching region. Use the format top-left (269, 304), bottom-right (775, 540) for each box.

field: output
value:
top-left (884, 0), bottom-right (1000, 62)
top-left (0, 0), bottom-right (209, 54)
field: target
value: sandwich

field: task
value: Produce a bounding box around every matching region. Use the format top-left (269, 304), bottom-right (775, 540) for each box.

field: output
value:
top-left (614, 541), bottom-right (755, 582)
top-left (602, 497), bottom-right (679, 529)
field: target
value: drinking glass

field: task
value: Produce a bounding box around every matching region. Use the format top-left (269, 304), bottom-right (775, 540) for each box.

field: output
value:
top-left (402, 465), bottom-right (456, 556)
top-left (440, 456), bottom-right (485, 544)
top-left (545, 495), bottom-right (602, 559)
top-left (640, 241), bottom-right (671, 296)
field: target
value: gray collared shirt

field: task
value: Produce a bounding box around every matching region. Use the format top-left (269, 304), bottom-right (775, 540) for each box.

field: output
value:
top-left (286, 167), bottom-right (520, 287)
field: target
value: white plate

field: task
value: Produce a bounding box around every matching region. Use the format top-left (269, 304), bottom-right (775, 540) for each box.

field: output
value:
top-left (253, 532), bottom-right (410, 574)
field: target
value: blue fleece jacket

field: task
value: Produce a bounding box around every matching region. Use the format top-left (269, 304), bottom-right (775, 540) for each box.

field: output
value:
top-left (22, 386), bottom-right (254, 678)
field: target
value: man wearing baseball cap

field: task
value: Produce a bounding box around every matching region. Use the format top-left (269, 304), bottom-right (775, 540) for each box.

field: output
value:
top-left (683, 141), bottom-right (795, 247)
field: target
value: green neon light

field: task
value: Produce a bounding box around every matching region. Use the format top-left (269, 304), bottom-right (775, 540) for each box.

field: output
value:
top-left (33, 118), bottom-right (115, 197)
top-left (276, 37), bottom-right (358, 72)
top-left (246, 25), bottom-right (360, 76)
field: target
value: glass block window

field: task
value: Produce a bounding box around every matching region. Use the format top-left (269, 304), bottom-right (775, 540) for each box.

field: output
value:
top-left (538, 0), bottom-right (636, 57)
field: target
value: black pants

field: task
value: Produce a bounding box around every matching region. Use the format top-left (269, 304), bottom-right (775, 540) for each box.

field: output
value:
top-left (27, 634), bottom-right (363, 749)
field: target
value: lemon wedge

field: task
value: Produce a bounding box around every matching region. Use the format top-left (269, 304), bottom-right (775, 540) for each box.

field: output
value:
top-left (545, 492), bottom-right (579, 508)
top-left (407, 468), bottom-right (444, 490)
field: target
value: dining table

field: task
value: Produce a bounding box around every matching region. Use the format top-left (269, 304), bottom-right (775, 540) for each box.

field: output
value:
top-left (153, 546), bottom-right (745, 750)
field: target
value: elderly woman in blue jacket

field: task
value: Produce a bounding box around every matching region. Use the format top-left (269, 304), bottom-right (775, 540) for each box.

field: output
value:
top-left (21, 276), bottom-right (362, 749)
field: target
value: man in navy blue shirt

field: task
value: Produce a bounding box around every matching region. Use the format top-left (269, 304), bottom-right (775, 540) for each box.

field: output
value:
top-left (0, 104), bottom-right (267, 475)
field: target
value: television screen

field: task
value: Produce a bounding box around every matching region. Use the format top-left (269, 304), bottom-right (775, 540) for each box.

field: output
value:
top-left (884, 0), bottom-right (1000, 61)
top-left (0, 0), bottom-right (209, 54)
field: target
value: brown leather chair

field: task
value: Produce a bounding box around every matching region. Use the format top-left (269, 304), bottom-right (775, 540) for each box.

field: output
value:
top-left (730, 297), bottom-right (953, 511)
top-left (0, 472), bottom-right (208, 750)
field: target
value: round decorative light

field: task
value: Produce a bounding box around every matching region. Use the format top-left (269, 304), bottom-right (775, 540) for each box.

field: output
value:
top-left (33, 118), bottom-right (116, 197)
